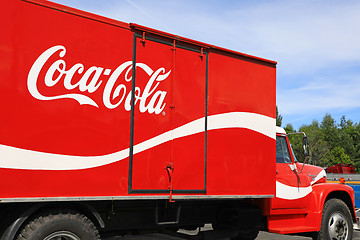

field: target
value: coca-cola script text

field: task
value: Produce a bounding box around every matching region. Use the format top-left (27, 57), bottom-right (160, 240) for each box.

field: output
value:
top-left (27, 45), bottom-right (171, 114)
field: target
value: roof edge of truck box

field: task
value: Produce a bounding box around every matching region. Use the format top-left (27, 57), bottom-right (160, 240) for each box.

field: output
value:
top-left (130, 23), bottom-right (277, 67)
top-left (24, 0), bottom-right (277, 67)
top-left (22, 0), bottom-right (130, 29)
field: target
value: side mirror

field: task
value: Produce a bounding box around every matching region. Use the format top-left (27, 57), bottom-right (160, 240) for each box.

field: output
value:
top-left (303, 137), bottom-right (309, 157)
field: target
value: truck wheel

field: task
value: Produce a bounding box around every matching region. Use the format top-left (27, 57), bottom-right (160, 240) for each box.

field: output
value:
top-left (16, 209), bottom-right (100, 240)
top-left (315, 198), bottom-right (353, 240)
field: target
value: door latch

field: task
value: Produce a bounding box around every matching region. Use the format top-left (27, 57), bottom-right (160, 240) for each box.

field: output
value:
top-left (165, 163), bottom-right (175, 202)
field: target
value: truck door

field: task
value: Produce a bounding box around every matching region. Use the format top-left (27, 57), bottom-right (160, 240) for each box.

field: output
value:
top-left (129, 34), bottom-right (207, 194)
top-left (271, 135), bottom-right (312, 210)
top-left (171, 46), bottom-right (206, 192)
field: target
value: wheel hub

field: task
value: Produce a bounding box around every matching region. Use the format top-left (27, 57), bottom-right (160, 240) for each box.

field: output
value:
top-left (328, 212), bottom-right (349, 240)
top-left (44, 231), bottom-right (81, 240)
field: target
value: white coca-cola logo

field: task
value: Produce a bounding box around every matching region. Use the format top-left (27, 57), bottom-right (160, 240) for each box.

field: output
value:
top-left (27, 45), bottom-right (171, 114)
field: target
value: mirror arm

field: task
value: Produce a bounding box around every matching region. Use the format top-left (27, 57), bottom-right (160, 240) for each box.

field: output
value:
top-left (300, 156), bottom-right (308, 173)
top-left (287, 131), bottom-right (310, 166)
top-left (287, 132), bottom-right (307, 138)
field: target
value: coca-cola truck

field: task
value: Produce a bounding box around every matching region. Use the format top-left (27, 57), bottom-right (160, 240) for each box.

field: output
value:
top-left (0, 0), bottom-right (356, 239)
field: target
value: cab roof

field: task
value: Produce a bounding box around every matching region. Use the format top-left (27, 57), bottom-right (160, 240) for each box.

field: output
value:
top-left (276, 126), bottom-right (286, 135)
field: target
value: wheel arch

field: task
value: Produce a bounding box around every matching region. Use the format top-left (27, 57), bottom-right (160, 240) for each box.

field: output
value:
top-left (325, 190), bottom-right (356, 222)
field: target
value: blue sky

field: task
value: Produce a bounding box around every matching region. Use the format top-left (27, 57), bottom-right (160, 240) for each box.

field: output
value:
top-left (51, 0), bottom-right (360, 129)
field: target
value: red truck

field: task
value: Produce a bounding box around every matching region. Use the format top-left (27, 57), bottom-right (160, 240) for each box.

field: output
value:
top-left (326, 164), bottom-right (356, 174)
top-left (0, 0), bottom-right (356, 240)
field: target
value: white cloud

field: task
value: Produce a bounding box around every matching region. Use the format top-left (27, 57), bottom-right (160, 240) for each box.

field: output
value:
top-left (278, 73), bottom-right (360, 116)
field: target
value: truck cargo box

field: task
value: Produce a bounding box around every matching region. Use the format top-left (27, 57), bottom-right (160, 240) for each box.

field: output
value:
top-left (0, 0), bottom-right (276, 201)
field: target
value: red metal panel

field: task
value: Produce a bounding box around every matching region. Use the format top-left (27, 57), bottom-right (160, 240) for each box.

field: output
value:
top-left (25, 0), bottom-right (130, 30)
top-left (271, 163), bottom-right (312, 209)
top-left (268, 183), bottom-right (355, 234)
top-left (131, 37), bottom-right (173, 191)
top-left (130, 38), bottom-right (206, 192)
top-left (206, 50), bottom-right (276, 196)
top-left (0, 0), bottom-right (133, 198)
top-left (208, 50), bottom-right (276, 118)
top-left (2, 0), bottom-right (133, 155)
top-left (172, 46), bottom-right (206, 191)
top-left (0, 0), bottom-right (276, 200)
top-left (207, 129), bottom-right (275, 195)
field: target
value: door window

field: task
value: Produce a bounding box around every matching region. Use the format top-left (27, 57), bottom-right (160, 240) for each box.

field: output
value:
top-left (276, 136), bottom-right (292, 163)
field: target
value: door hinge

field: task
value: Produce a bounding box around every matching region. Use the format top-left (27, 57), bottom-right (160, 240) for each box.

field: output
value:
top-left (140, 32), bottom-right (146, 46)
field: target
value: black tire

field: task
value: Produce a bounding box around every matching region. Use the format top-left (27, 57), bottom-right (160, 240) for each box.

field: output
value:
top-left (16, 209), bottom-right (100, 240)
top-left (313, 198), bottom-right (353, 240)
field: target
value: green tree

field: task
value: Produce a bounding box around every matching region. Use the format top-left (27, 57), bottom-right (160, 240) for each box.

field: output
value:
top-left (339, 116), bottom-right (360, 172)
top-left (325, 146), bottom-right (352, 166)
top-left (279, 113), bottom-right (360, 171)
top-left (276, 106), bottom-right (282, 127)
top-left (284, 123), bottom-right (295, 133)
top-left (339, 116), bottom-right (356, 154)
top-left (352, 124), bottom-right (360, 171)
top-left (320, 114), bottom-right (339, 150)
top-left (299, 121), bottom-right (330, 167)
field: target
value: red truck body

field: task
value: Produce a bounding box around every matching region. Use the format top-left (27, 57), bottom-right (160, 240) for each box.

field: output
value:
top-left (1, 0), bottom-right (276, 201)
top-left (0, 1), bottom-right (356, 239)
top-left (326, 164), bottom-right (356, 174)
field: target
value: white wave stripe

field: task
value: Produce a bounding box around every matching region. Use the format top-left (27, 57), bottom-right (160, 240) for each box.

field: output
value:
top-left (311, 169), bottom-right (326, 185)
top-left (0, 112), bottom-right (275, 170)
top-left (276, 181), bottom-right (313, 200)
top-left (276, 169), bottom-right (326, 200)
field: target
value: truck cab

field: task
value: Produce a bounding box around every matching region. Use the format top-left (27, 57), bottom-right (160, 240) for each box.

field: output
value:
top-left (267, 127), bottom-right (356, 240)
